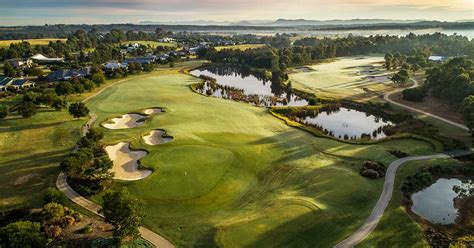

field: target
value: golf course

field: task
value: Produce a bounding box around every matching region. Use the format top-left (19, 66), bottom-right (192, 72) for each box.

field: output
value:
top-left (81, 61), bottom-right (439, 247)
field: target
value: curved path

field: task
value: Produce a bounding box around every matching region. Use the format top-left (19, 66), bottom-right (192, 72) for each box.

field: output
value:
top-left (334, 154), bottom-right (450, 248)
top-left (335, 77), bottom-right (472, 247)
top-left (57, 74), bottom-right (175, 248)
top-left (383, 78), bottom-right (468, 131)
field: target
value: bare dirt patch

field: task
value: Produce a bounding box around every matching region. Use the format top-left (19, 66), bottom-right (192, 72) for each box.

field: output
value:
top-left (11, 173), bottom-right (39, 185)
top-left (104, 142), bottom-right (152, 181)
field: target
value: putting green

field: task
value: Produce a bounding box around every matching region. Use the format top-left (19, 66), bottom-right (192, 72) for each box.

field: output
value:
top-left (289, 56), bottom-right (394, 101)
top-left (85, 61), bottom-right (435, 246)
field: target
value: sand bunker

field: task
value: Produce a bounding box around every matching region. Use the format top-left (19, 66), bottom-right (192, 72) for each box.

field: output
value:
top-left (104, 142), bottom-right (152, 180)
top-left (103, 114), bottom-right (147, 129)
top-left (143, 108), bottom-right (163, 115)
top-left (143, 130), bottom-right (173, 145)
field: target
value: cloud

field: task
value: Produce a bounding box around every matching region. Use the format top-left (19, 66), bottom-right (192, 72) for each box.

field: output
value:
top-left (0, 0), bottom-right (472, 25)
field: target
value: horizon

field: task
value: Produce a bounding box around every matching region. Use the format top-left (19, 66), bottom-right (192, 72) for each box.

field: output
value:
top-left (0, 0), bottom-right (472, 26)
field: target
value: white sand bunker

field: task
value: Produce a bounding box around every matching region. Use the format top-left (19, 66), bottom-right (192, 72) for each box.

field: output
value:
top-left (104, 142), bottom-right (152, 181)
top-left (143, 108), bottom-right (163, 115)
top-left (143, 130), bottom-right (173, 145)
top-left (103, 114), bottom-right (147, 129)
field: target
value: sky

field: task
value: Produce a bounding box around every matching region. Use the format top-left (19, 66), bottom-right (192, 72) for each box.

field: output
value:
top-left (0, 0), bottom-right (472, 26)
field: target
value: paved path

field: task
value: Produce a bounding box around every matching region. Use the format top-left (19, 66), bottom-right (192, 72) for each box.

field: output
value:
top-left (57, 74), bottom-right (175, 248)
top-left (383, 78), bottom-right (469, 131)
top-left (334, 154), bottom-right (450, 248)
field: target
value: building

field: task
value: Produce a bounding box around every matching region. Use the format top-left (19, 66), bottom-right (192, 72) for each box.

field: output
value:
top-left (104, 61), bottom-right (128, 70)
top-left (46, 67), bottom-right (91, 82)
top-left (6, 58), bottom-right (33, 68)
top-left (124, 57), bottom-right (154, 65)
top-left (10, 79), bottom-right (35, 90)
top-left (30, 54), bottom-right (64, 63)
top-left (428, 56), bottom-right (448, 62)
top-left (0, 77), bottom-right (13, 91)
top-left (158, 37), bottom-right (175, 43)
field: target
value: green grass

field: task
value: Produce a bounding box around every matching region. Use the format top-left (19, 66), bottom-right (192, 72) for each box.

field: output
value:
top-left (289, 56), bottom-right (394, 101)
top-left (358, 158), bottom-right (461, 248)
top-left (215, 44), bottom-right (266, 51)
top-left (86, 61), bottom-right (436, 247)
top-left (131, 40), bottom-right (177, 48)
top-left (0, 38), bottom-right (67, 48)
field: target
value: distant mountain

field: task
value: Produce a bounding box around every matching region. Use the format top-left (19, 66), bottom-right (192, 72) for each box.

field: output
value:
top-left (139, 19), bottom-right (427, 26)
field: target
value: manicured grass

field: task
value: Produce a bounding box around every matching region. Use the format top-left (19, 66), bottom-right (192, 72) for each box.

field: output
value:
top-left (215, 44), bottom-right (266, 51)
top-left (86, 62), bottom-right (435, 247)
top-left (0, 38), bottom-right (67, 48)
top-left (289, 56), bottom-right (395, 101)
top-left (131, 40), bottom-right (177, 48)
top-left (358, 158), bottom-right (461, 247)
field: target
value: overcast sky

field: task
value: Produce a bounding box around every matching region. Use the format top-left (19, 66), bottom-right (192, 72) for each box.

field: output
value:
top-left (0, 0), bottom-right (472, 26)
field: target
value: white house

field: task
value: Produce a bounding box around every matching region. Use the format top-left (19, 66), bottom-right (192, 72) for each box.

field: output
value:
top-left (0, 77), bottom-right (13, 91)
top-left (10, 79), bottom-right (35, 90)
top-left (6, 58), bottom-right (33, 68)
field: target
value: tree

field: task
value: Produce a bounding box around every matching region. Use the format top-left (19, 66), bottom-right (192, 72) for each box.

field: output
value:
top-left (0, 221), bottom-right (47, 248)
top-left (91, 73), bottom-right (106, 86)
top-left (391, 69), bottom-right (409, 84)
top-left (68, 102), bottom-right (89, 118)
top-left (3, 62), bottom-right (15, 77)
top-left (17, 101), bottom-right (37, 118)
top-left (55, 82), bottom-right (74, 96)
top-left (460, 95), bottom-right (474, 134)
top-left (101, 190), bottom-right (144, 241)
top-left (29, 67), bottom-right (44, 77)
top-left (51, 97), bottom-right (67, 110)
top-left (402, 87), bottom-right (425, 102)
top-left (0, 105), bottom-right (8, 119)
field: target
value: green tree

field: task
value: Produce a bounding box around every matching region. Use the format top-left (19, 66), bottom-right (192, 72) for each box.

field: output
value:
top-left (17, 101), bottom-right (37, 118)
top-left (101, 190), bottom-right (144, 241)
top-left (460, 95), bottom-right (474, 134)
top-left (391, 69), bottom-right (409, 85)
top-left (3, 62), bottom-right (15, 77)
top-left (0, 105), bottom-right (8, 119)
top-left (55, 82), bottom-right (74, 96)
top-left (91, 73), bottom-right (106, 86)
top-left (68, 102), bottom-right (89, 118)
top-left (51, 97), bottom-right (67, 110)
top-left (0, 221), bottom-right (47, 248)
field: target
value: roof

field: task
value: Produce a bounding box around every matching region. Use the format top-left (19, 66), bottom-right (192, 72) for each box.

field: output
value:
top-left (0, 77), bottom-right (13, 86)
top-left (46, 67), bottom-right (91, 81)
top-left (11, 79), bottom-right (33, 86)
top-left (428, 56), bottom-right (447, 61)
top-left (30, 53), bottom-right (64, 62)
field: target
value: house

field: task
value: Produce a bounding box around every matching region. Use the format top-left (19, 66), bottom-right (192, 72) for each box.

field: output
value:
top-left (124, 57), bottom-right (154, 65)
top-left (125, 43), bottom-right (140, 52)
top-left (10, 79), bottom-right (35, 90)
top-left (104, 61), bottom-right (128, 70)
top-left (46, 67), bottom-right (91, 82)
top-left (6, 58), bottom-right (33, 68)
top-left (428, 56), bottom-right (448, 62)
top-left (158, 54), bottom-right (169, 62)
top-left (158, 37), bottom-right (175, 43)
top-left (30, 54), bottom-right (64, 63)
top-left (0, 77), bottom-right (13, 91)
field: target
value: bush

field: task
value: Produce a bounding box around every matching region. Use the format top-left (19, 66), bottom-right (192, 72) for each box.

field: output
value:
top-left (68, 102), bottom-right (89, 118)
top-left (0, 105), bottom-right (8, 119)
top-left (0, 221), bottom-right (47, 247)
top-left (402, 87), bottom-right (425, 102)
top-left (360, 161), bottom-right (386, 179)
top-left (17, 101), bottom-right (37, 118)
top-left (91, 73), bottom-right (106, 86)
top-left (44, 187), bottom-right (68, 205)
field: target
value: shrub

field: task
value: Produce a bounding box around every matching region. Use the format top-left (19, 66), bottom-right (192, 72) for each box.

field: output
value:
top-left (0, 221), bottom-right (47, 247)
top-left (91, 73), bottom-right (106, 86)
top-left (402, 87), bottom-right (425, 102)
top-left (0, 105), bottom-right (8, 119)
top-left (360, 160), bottom-right (386, 179)
top-left (17, 101), bottom-right (37, 118)
top-left (44, 187), bottom-right (68, 205)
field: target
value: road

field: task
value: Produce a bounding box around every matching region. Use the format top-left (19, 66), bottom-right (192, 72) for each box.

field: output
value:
top-left (57, 73), bottom-right (175, 248)
top-left (383, 78), bottom-right (469, 131)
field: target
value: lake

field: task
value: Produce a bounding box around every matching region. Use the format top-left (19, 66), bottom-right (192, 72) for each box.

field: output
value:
top-left (411, 178), bottom-right (473, 225)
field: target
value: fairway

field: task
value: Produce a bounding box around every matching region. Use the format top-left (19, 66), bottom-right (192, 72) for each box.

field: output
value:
top-left (86, 61), bottom-right (436, 247)
top-left (0, 38), bottom-right (67, 47)
top-left (289, 56), bottom-right (394, 101)
top-left (132, 40), bottom-right (177, 48)
top-left (215, 44), bottom-right (266, 51)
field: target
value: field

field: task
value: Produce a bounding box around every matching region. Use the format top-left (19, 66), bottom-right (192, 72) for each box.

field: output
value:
top-left (132, 40), bottom-right (177, 48)
top-left (289, 56), bottom-right (395, 101)
top-left (0, 38), bottom-right (67, 47)
top-left (215, 44), bottom-right (266, 51)
top-left (85, 61), bottom-right (436, 247)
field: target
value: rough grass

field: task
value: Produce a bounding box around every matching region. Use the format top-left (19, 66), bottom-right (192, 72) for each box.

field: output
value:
top-left (86, 62), bottom-right (435, 247)
top-left (358, 158), bottom-right (461, 248)
top-left (0, 38), bottom-right (67, 47)
top-left (289, 56), bottom-right (395, 102)
top-left (215, 44), bottom-right (266, 51)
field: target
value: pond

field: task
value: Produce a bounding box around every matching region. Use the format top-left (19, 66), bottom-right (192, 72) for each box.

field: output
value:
top-left (411, 178), bottom-right (473, 225)
top-left (190, 65), bottom-right (308, 107)
top-left (296, 107), bottom-right (392, 140)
